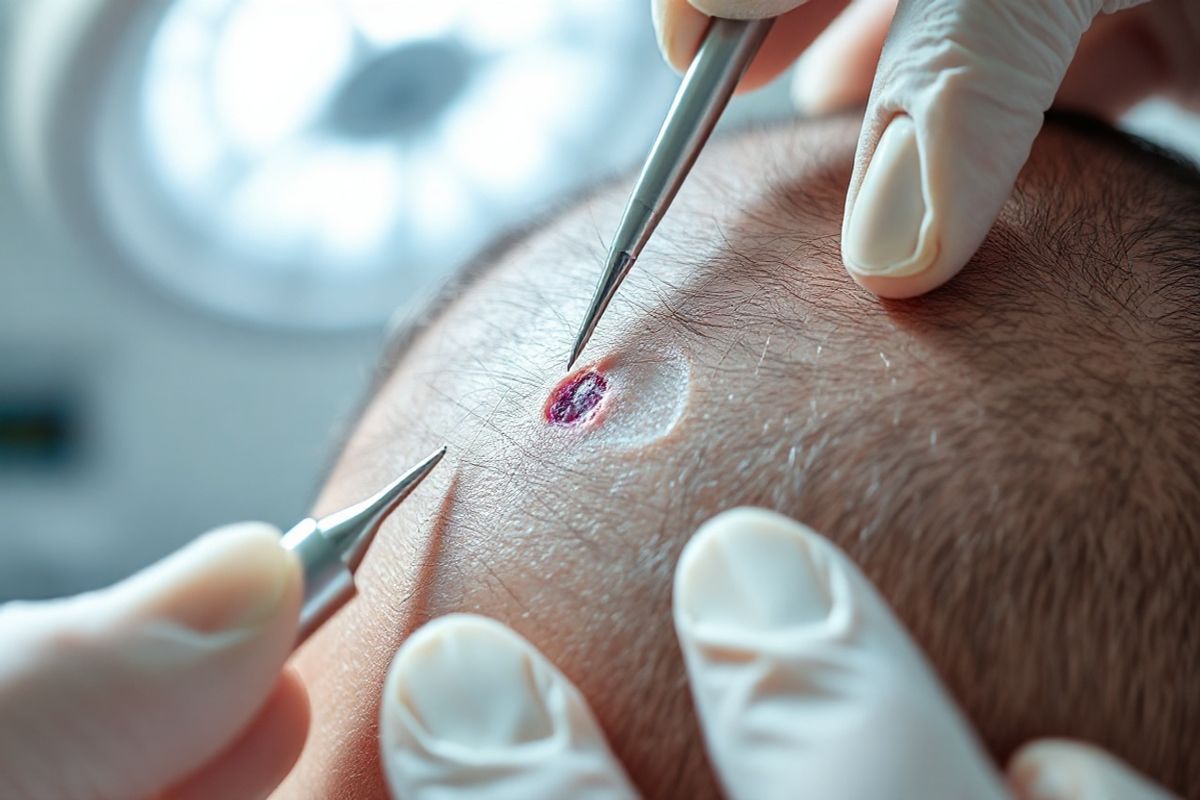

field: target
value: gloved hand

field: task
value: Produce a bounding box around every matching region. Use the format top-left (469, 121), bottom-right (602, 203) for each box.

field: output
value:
top-left (0, 523), bottom-right (306, 800)
top-left (651, 0), bottom-right (1200, 299)
top-left (379, 509), bottom-right (1177, 799)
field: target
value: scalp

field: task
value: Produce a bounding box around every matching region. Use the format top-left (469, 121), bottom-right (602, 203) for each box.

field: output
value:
top-left (289, 114), bottom-right (1200, 799)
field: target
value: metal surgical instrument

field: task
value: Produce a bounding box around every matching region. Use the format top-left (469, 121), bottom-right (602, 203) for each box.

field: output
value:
top-left (281, 446), bottom-right (446, 645)
top-left (567, 16), bottom-right (775, 370)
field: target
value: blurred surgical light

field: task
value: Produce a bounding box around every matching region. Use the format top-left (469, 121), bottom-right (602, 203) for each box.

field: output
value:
top-left (343, 0), bottom-right (467, 46)
top-left (11, 0), bottom-right (674, 329)
top-left (205, 0), bottom-right (353, 154)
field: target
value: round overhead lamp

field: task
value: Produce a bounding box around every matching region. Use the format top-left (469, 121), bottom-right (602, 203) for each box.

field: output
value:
top-left (8, 0), bottom-right (674, 330)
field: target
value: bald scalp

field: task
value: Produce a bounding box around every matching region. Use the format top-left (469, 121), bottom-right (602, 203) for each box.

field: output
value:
top-left (294, 114), bottom-right (1200, 799)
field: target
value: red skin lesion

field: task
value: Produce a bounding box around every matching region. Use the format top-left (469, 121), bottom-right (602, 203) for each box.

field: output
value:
top-left (545, 370), bottom-right (608, 426)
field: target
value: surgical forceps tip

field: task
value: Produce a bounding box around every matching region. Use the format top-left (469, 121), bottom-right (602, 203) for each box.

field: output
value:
top-left (282, 445), bottom-right (447, 645)
top-left (567, 250), bottom-right (634, 371)
top-left (563, 16), bottom-right (773, 372)
top-left (316, 445), bottom-right (447, 573)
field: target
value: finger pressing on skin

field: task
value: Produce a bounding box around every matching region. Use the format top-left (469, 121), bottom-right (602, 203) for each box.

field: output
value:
top-left (841, 0), bottom-right (1102, 298)
top-left (791, 0), bottom-right (896, 114)
top-left (673, 508), bottom-right (1007, 800)
top-left (1009, 740), bottom-right (1179, 800)
top-left (0, 522), bottom-right (303, 800)
top-left (166, 666), bottom-right (311, 800)
top-left (380, 614), bottom-right (639, 800)
top-left (651, 0), bottom-right (850, 92)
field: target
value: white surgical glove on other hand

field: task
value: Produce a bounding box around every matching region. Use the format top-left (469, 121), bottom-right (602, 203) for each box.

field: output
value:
top-left (674, 507), bottom-right (1006, 799)
top-left (0, 523), bottom-right (306, 800)
top-left (673, 508), bottom-right (1178, 800)
top-left (379, 509), bottom-right (1179, 798)
top-left (379, 614), bottom-right (638, 800)
top-left (651, 0), bottom-right (1200, 298)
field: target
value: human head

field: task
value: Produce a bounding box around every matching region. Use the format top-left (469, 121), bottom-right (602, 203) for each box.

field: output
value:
top-left (280, 113), bottom-right (1200, 798)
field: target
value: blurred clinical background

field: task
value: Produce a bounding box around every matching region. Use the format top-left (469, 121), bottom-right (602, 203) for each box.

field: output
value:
top-left (2, 0), bottom-right (1197, 600)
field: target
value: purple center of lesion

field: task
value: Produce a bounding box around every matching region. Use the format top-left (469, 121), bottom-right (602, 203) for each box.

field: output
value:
top-left (546, 370), bottom-right (608, 426)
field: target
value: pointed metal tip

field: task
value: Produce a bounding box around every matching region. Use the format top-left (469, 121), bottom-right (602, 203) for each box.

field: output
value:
top-left (568, 331), bottom-right (592, 374)
top-left (567, 250), bottom-right (634, 373)
top-left (419, 445), bottom-right (448, 472)
top-left (319, 445), bottom-right (448, 572)
top-left (388, 445), bottom-right (447, 503)
top-left (567, 301), bottom-right (600, 373)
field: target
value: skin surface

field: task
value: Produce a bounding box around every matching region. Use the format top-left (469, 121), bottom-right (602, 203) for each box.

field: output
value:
top-left (277, 116), bottom-right (1200, 799)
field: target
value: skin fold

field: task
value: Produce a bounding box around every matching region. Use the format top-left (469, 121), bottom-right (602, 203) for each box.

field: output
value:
top-left (277, 115), bottom-right (1200, 799)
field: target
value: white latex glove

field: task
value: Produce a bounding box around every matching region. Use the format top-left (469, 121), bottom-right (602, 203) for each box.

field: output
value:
top-left (651, 0), bottom-right (1200, 298)
top-left (673, 508), bottom-right (1178, 799)
top-left (0, 523), bottom-right (306, 800)
top-left (379, 509), bottom-right (1178, 799)
top-left (379, 614), bottom-right (638, 799)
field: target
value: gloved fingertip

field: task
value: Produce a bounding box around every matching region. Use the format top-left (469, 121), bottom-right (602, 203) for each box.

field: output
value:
top-left (383, 614), bottom-right (558, 753)
top-left (380, 614), bottom-right (636, 799)
top-left (1009, 746), bottom-right (1082, 800)
top-left (674, 507), bottom-right (836, 646)
top-left (110, 521), bottom-right (300, 637)
top-left (675, 510), bottom-right (1010, 799)
top-left (839, 0), bottom-right (1101, 299)
top-left (1008, 740), bottom-right (1175, 800)
top-left (842, 115), bottom-right (938, 278)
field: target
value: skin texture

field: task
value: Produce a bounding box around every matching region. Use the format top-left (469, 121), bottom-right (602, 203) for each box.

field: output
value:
top-left (277, 115), bottom-right (1200, 799)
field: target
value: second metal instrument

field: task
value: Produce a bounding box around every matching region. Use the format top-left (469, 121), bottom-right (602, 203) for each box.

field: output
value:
top-left (281, 446), bottom-right (446, 645)
top-left (567, 16), bottom-right (775, 370)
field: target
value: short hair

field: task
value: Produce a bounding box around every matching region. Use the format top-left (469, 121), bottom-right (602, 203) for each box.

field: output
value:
top-left (290, 112), bottom-right (1200, 798)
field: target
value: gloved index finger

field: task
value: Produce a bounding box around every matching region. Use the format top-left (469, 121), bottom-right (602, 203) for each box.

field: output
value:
top-left (839, 0), bottom-right (1148, 298)
top-left (673, 508), bottom-right (1006, 800)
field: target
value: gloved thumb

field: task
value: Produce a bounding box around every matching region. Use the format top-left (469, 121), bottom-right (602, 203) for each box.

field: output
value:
top-left (0, 522), bottom-right (308, 800)
top-left (841, 0), bottom-right (1144, 298)
top-left (1009, 740), bottom-right (1178, 800)
top-left (673, 508), bottom-right (1006, 799)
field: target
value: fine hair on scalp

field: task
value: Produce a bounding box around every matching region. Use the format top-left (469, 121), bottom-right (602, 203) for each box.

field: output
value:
top-left (645, 111), bottom-right (1200, 793)
top-left (630, 114), bottom-right (1191, 792)
top-left (336, 112), bottom-right (1200, 798)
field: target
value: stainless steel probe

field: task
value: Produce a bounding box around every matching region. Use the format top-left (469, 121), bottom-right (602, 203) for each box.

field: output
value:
top-left (280, 446), bottom-right (446, 645)
top-left (567, 16), bottom-right (775, 369)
